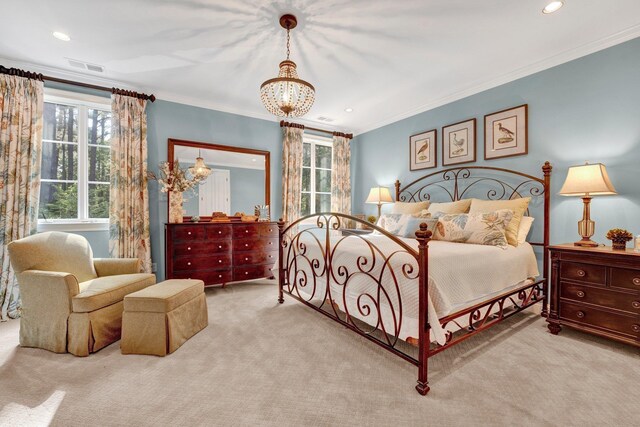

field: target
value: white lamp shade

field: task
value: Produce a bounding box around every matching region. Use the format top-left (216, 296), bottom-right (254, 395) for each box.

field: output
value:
top-left (365, 186), bottom-right (393, 204)
top-left (559, 163), bottom-right (617, 196)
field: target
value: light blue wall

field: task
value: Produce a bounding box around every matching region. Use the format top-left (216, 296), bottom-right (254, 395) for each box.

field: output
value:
top-left (352, 37), bottom-right (640, 248)
top-left (146, 101), bottom-right (281, 280)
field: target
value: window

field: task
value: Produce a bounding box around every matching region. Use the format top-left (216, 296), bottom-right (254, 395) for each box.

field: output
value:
top-left (38, 89), bottom-right (112, 231)
top-left (301, 134), bottom-right (332, 216)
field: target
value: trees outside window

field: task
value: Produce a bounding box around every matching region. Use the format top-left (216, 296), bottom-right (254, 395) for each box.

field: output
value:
top-left (301, 134), bottom-right (332, 216)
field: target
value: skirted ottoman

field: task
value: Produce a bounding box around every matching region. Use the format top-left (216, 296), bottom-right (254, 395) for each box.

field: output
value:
top-left (121, 279), bottom-right (208, 356)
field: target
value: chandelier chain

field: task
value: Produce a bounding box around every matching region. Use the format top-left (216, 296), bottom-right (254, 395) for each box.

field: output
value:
top-left (286, 28), bottom-right (291, 60)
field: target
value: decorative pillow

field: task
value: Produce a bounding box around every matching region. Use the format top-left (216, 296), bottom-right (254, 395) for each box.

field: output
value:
top-left (469, 197), bottom-right (530, 247)
top-left (517, 216), bottom-right (535, 244)
top-left (435, 209), bottom-right (514, 249)
top-left (411, 209), bottom-right (431, 218)
top-left (392, 201), bottom-right (431, 214)
top-left (426, 199), bottom-right (472, 215)
top-left (398, 217), bottom-right (439, 238)
top-left (374, 213), bottom-right (406, 235)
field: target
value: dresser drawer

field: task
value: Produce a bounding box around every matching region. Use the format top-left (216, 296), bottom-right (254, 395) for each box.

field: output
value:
top-left (559, 301), bottom-right (639, 338)
top-left (259, 224), bottom-right (279, 238)
top-left (610, 268), bottom-right (640, 292)
top-left (206, 225), bottom-right (232, 239)
top-left (560, 261), bottom-right (606, 285)
top-left (233, 264), bottom-right (274, 281)
top-left (233, 251), bottom-right (277, 266)
top-left (172, 225), bottom-right (205, 241)
top-left (233, 224), bottom-right (262, 238)
top-left (173, 253), bottom-right (232, 272)
top-left (174, 241), bottom-right (231, 255)
top-left (234, 237), bottom-right (278, 252)
top-left (560, 282), bottom-right (640, 315)
top-left (172, 269), bottom-right (232, 286)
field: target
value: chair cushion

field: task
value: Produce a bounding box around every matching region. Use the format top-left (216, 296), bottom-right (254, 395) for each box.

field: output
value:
top-left (8, 231), bottom-right (98, 283)
top-left (72, 273), bottom-right (156, 313)
top-left (124, 279), bottom-right (205, 313)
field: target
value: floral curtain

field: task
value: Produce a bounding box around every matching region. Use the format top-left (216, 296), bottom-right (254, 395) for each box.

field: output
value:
top-left (0, 74), bottom-right (44, 320)
top-left (109, 94), bottom-right (151, 273)
top-left (282, 126), bottom-right (304, 223)
top-left (330, 135), bottom-right (351, 215)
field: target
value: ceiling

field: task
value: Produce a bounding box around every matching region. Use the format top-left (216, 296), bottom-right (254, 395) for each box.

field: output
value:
top-left (174, 145), bottom-right (266, 170)
top-left (2, 1), bottom-right (640, 134)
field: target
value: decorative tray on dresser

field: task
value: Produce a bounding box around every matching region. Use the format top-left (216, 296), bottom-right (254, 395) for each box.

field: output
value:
top-left (548, 244), bottom-right (640, 347)
top-left (165, 221), bottom-right (278, 287)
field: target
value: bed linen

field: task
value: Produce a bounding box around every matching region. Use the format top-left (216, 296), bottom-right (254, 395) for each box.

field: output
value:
top-left (283, 232), bottom-right (539, 345)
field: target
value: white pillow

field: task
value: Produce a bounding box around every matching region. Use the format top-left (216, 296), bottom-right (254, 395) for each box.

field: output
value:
top-left (392, 201), bottom-right (430, 214)
top-left (517, 216), bottom-right (535, 244)
top-left (374, 213), bottom-right (407, 235)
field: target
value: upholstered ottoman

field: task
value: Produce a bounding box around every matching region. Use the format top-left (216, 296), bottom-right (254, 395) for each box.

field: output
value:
top-left (121, 279), bottom-right (208, 356)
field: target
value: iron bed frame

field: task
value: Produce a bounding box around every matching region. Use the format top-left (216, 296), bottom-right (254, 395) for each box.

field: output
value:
top-left (277, 162), bottom-right (552, 395)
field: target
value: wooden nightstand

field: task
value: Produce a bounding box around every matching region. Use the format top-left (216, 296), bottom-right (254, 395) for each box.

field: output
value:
top-left (341, 228), bottom-right (373, 236)
top-left (548, 244), bottom-right (640, 347)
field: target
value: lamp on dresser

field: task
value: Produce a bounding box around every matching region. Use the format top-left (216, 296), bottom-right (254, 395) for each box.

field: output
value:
top-left (559, 162), bottom-right (617, 247)
top-left (365, 186), bottom-right (393, 219)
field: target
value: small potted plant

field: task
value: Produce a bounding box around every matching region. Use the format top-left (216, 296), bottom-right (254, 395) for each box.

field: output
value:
top-left (606, 228), bottom-right (633, 250)
top-left (362, 215), bottom-right (377, 230)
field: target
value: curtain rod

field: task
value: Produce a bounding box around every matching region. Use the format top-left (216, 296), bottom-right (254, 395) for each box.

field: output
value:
top-left (280, 120), bottom-right (353, 139)
top-left (0, 65), bottom-right (156, 102)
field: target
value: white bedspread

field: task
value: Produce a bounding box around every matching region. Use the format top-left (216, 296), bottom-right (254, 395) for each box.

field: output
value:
top-left (283, 232), bottom-right (539, 345)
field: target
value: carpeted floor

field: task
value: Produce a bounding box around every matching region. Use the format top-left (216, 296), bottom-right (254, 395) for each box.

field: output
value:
top-left (1, 280), bottom-right (639, 426)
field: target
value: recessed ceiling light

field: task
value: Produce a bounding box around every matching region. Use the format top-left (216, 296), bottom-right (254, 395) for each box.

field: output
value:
top-left (345, 108), bottom-right (354, 113)
top-left (252, 158), bottom-right (257, 162)
top-left (542, 1), bottom-right (564, 14)
top-left (53, 31), bottom-right (71, 41)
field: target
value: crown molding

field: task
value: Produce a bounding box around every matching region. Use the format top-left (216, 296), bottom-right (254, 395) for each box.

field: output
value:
top-left (352, 24), bottom-right (640, 136)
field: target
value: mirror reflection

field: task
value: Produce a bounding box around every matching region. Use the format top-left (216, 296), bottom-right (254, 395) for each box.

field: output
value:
top-left (173, 145), bottom-right (267, 216)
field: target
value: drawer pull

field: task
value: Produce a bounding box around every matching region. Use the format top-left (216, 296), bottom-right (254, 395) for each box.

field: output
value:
top-left (188, 231), bottom-right (192, 235)
top-left (632, 324), bottom-right (640, 333)
top-left (187, 262), bottom-right (191, 266)
top-left (218, 275), bottom-right (222, 278)
top-left (269, 255), bottom-right (273, 258)
top-left (218, 245), bottom-right (222, 249)
top-left (576, 311), bottom-right (585, 319)
top-left (218, 231), bottom-right (222, 234)
top-left (269, 228), bottom-right (273, 232)
top-left (187, 247), bottom-right (191, 251)
top-left (577, 269), bottom-right (586, 277)
top-left (576, 291), bottom-right (585, 298)
top-left (268, 242), bottom-right (273, 245)
top-left (245, 244), bottom-right (249, 247)
top-left (245, 257), bottom-right (249, 261)
top-left (633, 301), bottom-right (640, 309)
top-left (245, 230), bottom-right (249, 233)
top-left (633, 277), bottom-right (640, 286)
top-left (245, 272), bottom-right (249, 275)
top-left (219, 260), bottom-right (222, 263)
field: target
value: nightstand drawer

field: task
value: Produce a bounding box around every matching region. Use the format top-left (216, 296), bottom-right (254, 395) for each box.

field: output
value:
top-left (559, 262), bottom-right (606, 285)
top-left (610, 268), bottom-right (640, 292)
top-left (560, 282), bottom-right (640, 315)
top-left (559, 301), bottom-right (639, 338)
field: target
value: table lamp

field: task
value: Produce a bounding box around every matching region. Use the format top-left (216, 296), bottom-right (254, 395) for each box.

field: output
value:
top-left (559, 162), bottom-right (617, 247)
top-left (365, 186), bottom-right (393, 219)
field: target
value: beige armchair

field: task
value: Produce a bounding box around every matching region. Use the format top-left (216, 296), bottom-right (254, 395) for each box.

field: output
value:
top-left (8, 231), bottom-right (156, 356)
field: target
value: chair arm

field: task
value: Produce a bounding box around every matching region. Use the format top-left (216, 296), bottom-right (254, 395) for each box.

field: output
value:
top-left (17, 270), bottom-right (80, 311)
top-left (93, 258), bottom-right (141, 277)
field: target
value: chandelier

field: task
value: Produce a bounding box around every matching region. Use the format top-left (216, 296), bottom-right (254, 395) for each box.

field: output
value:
top-left (188, 149), bottom-right (212, 179)
top-left (260, 14), bottom-right (315, 118)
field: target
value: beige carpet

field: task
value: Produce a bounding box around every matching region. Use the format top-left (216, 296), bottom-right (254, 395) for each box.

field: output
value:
top-left (1, 280), bottom-right (639, 426)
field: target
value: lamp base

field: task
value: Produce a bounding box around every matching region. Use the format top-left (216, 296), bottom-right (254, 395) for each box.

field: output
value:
top-left (574, 238), bottom-right (598, 248)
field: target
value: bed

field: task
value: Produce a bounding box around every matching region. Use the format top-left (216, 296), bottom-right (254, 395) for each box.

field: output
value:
top-left (277, 163), bottom-right (552, 395)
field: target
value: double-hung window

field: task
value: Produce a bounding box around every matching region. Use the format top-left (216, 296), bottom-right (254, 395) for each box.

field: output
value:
top-left (38, 89), bottom-right (112, 231)
top-left (301, 134), bottom-right (333, 216)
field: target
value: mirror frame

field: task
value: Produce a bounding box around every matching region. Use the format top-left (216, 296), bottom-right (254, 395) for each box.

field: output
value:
top-left (167, 138), bottom-right (270, 221)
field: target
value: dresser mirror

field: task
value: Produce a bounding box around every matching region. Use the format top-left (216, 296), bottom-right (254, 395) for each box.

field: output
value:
top-left (167, 139), bottom-right (270, 220)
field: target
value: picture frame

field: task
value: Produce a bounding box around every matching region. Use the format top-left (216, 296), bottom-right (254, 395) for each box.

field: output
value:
top-left (484, 104), bottom-right (528, 160)
top-left (442, 118), bottom-right (476, 166)
top-left (254, 204), bottom-right (270, 222)
top-left (409, 129), bottom-right (437, 171)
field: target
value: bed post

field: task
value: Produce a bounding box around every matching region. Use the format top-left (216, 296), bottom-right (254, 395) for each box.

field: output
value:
top-left (278, 218), bottom-right (286, 304)
top-left (541, 162), bottom-right (552, 317)
top-left (395, 179), bottom-right (401, 201)
top-left (415, 222), bottom-right (432, 395)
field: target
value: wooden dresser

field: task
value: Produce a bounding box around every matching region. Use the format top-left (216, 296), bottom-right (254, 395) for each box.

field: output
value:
top-left (165, 222), bottom-right (279, 287)
top-left (548, 244), bottom-right (640, 347)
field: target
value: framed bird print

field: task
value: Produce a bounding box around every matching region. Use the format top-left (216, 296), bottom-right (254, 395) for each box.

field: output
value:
top-left (484, 104), bottom-right (528, 160)
top-left (409, 129), bottom-right (437, 170)
top-left (442, 118), bottom-right (476, 166)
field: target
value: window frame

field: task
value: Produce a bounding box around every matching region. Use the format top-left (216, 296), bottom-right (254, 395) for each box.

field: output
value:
top-left (301, 133), bottom-right (333, 218)
top-left (38, 88), bottom-right (112, 232)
